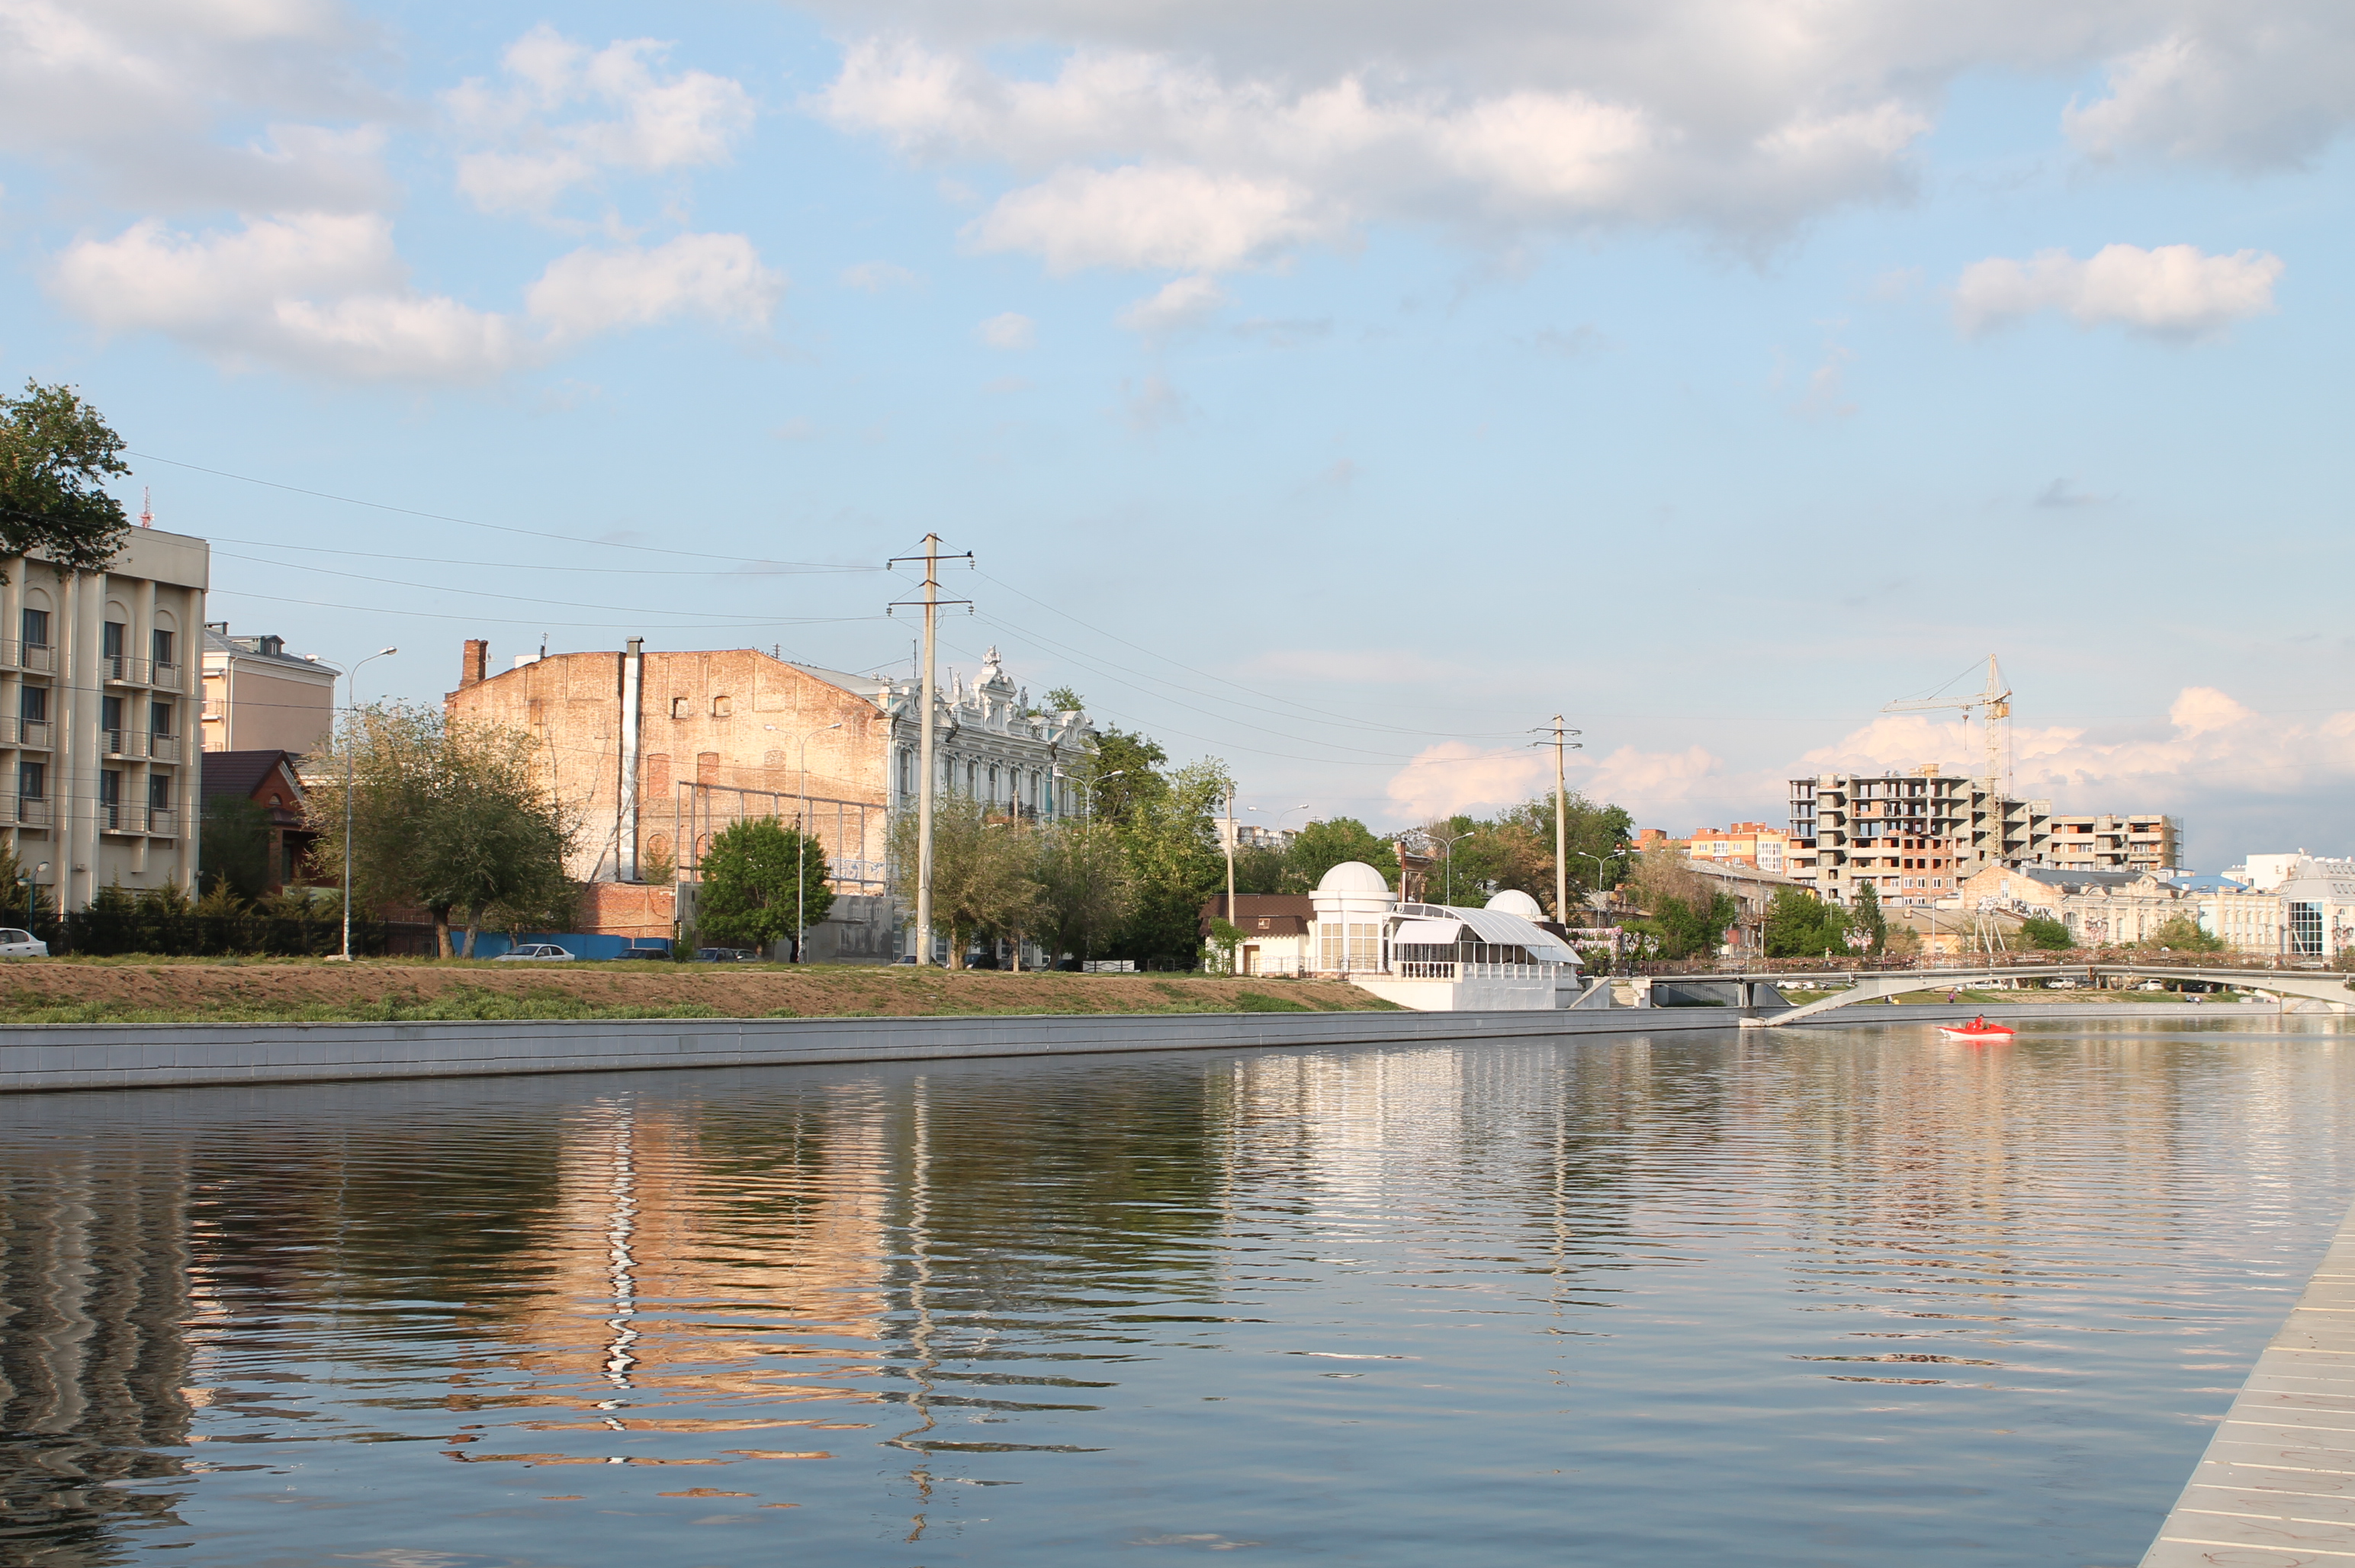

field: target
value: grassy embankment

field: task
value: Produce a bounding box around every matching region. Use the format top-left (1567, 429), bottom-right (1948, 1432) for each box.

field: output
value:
top-left (0, 958), bottom-right (1400, 1026)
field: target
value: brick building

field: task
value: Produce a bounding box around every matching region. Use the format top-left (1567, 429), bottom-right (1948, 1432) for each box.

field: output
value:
top-left (442, 637), bottom-right (1095, 956)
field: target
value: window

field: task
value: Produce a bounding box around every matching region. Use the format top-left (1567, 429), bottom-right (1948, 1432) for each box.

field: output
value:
top-left (19, 608), bottom-right (47, 648)
top-left (898, 748), bottom-right (914, 797)
top-left (100, 694), bottom-right (124, 739)
top-left (99, 769), bottom-right (121, 826)
top-left (988, 763), bottom-right (1001, 801)
top-left (18, 686), bottom-right (43, 722)
top-left (101, 622), bottom-right (124, 660)
top-left (671, 697), bottom-right (689, 720)
top-left (18, 760), bottom-right (42, 799)
top-left (153, 628), bottom-right (175, 667)
top-left (965, 760), bottom-right (978, 795)
top-left (2290, 901), bottom-right (2324, 956)
top-left (149, 775), bottom-right (171, 810)
top-left (150, 700), bottom-right (172, 735)
top-left (711, 696), bottom-right (732, 718)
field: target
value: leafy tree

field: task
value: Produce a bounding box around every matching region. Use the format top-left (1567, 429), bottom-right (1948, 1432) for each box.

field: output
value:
top-left (1043, 686), bottom-right (1085, 714)
top-left (697, 818), bottom-right (833, 958)
top-left (1205, 917), bottom-right (1245, 974)
top-left (0, 381), bottom-right (132, 577)
top-left (1108, 758), bottom-right (1230, 968)
top-left (1036, 818), bottom-right (1133, 967)
top-left (305, 703), bottom-right (573, 957)
top-left (1764, 888), bottom-right (1851, 958)
top-left (2019, 914), bottom-right (2075, 951)
top-left (0, 838), bottom-right (49, 914)
top-left (1283, 817), bottom-right (1400, 894)
top-left (1622, 850), bottom-right (1739, 959)
top-left (1081, 727), bottom-right (1168, 827)
top-left (2145, 914), bottom-right (2226, 953)
top-left (201, 795), bottom-right (275, 902)
top-left (889, 793), bottom-right (1043, 969)
top-left (1850, 882), bottom-right (1888, 952)
top-left (1232, 843), bottom-right (1287, 895)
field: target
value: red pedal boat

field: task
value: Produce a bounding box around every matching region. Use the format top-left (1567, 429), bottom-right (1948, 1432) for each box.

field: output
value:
top-left (1938, 1016), bottom-right (2016, 1042)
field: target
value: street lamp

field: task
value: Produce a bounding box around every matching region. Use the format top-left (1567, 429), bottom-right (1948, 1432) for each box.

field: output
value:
top-left (773, 721), bottom-right (843, 962)
top-left (311, 647), bottom-right (397, 962)
top-left (1424, 824), bottom-right (1476, 904)
top-left (1573, 850), bottom-right (1613, 925)
top-left (1053, 766), bottom-right (1123, 969)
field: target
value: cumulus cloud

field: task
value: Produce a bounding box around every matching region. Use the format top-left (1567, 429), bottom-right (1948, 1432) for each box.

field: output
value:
top-left (447, 24), bottom-right (755, 215)
top-left (1954, 243), bottom-right (2283, 338)
top-left (841, 259), bottom-right (921, 291)
top-left (0, 0), bottom-right (394, 211)
top-left (1117, 272), bottom-right (1232, 336)
top-left (526, 233), bottom-right (785, 343)
top-left (1386, 740), bottom-right (1729, 826)
top-left (976, 310), bottom-right (1036, 349)
top-left (2068, 21), bottom-right (2355, 169)
top-left (50, 214), bottom-right (780, 380)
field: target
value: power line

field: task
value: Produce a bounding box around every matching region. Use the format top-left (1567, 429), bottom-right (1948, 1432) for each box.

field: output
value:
top-left (209, 549), bottom-right (793, 622)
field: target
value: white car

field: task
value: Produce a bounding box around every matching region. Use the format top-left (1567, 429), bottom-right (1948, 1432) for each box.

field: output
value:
top-left (0, 927), bottom-right (47, 957)
top-left (494, 943), bottom-right (577, 962)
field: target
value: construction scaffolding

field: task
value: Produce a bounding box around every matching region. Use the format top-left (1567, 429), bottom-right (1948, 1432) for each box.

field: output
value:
top-left (670, 780), bottom-right (890, 893)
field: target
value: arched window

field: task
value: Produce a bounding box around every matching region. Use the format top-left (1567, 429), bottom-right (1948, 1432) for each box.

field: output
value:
top-left (965, 760), bottom-right (978, 795)
top-left (898, 748), bottom-right (913, 797)
top-left (988, 763), bottom-right (1001, 802)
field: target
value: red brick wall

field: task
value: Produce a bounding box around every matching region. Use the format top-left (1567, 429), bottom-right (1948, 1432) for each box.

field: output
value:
top-left (580, 881), bottom-right (676, 939)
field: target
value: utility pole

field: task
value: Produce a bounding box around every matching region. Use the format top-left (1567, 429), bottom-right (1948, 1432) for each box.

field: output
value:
top-left (1223, 781), bottom-right (1238, 969)
top-left (1535, 716), bottom-right (1582, 924)
top-left (888, 536), bottom-right (972, 966)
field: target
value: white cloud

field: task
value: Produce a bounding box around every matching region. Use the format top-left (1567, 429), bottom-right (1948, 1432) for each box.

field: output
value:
top-left (969, 163), bottom-right (1329, 274)
top-left (976, 310), bottom-right (1035, 349)
top-left (1954, 243), bottom-right (2283, 338)
top-left (0, 0), bottom-right (394, 211)
top-left (50, 213), bottom-right (780, 380)
top-left (448, 24), bottom-right (755, 215)
top-left (2067, 21), bottom-right (2355, 169)
top-left (525, 233), bottom-right (785, 343)
top-left (841, 259), bottom-right (921, 291)
top-left (1386, 740), bottom-right (1728, 826)
top-left (1116, 272), bottom-right (1231, 336)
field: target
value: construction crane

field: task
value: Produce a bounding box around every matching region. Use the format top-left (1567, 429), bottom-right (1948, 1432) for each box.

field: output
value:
top-left (1883, 655), bottom-right (2012, 789)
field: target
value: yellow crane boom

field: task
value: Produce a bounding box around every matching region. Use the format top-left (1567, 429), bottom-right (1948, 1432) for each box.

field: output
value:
top-left (1882, 654), bottom-right (2012, 787)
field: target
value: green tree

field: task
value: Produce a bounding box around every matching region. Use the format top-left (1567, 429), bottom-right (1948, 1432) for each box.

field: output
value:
top-left (890, 794), bottom-right (1043, 969)
top-left (0, 381), bottom-right (133, 577)
top-left (1043, 686), bottom-right (1085, 715)
top-left (695, 818), bottom-right (834, 958)
top-left (1624, 850), bottom-right (1739, 960)
top-left (1081, 727), bottom-right (1169, 827)
top-left (2019, 914), bottom-right (2074, 951)
top-left (1109, 758), bottom-right (1230, 968)
top-left (1232, 843), bottom-right (1287, 895)
top-left (1283, 817), bottom-right (1400, 894)
top-left (2145, 914), bottom-right (2225, 953)
top-left (1764, 888), bottom-right (1852, 958)
top-left (1036, 818), bottom-right (1133, 967)
top-left (305, 703), bottom-right (573, 957)
top-left (1850, 882), bottom-right (1888, 952)
top-left (201, 795), bottom-right (275, 902)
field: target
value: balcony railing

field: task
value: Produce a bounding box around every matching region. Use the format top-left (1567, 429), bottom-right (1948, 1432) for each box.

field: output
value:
top-left (103, 655), bottom-right (153, 686)
top-left (146, 807), bottom-right (179, 839)
top-left (102, 728), bottom-right (131, 757)
top-left (149, 732), bottom-right (180, 763)
top-left (153, 659), bottom-right (181, 691)
top-left (0, 641), bottom-right (58, 673)
top-left (1393, 959), bottom-right (1566, 982)
top-left (0, 718), bottom-right (50, 749)
top-left (11, 796), bottom-right (52, 827)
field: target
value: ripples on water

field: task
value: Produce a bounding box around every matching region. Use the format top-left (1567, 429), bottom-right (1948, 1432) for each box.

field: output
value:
top-left (2, 1018), bottom-right (2350, 1567)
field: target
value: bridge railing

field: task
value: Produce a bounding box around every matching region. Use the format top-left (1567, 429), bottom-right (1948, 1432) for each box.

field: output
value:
top-left (1629, 950), bottom-right (2354, 978)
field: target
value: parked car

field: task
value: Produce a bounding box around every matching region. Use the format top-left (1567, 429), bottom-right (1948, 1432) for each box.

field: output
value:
top-left (2046, 978), bottom-right (2078, 989)
top-left (495, 943), bottom-right (577, 962)
top-left (0, 927), bottom-right (47, 958)
top-left (696, 947), bottom-right (759, 962)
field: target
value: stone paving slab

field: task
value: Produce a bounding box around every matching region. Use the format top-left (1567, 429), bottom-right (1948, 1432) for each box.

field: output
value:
top-left (2142, 1196), bottom-right (2355, 1566)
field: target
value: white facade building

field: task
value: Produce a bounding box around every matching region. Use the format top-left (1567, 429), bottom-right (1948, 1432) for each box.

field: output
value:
top-left (1306, 862), bottom-right (1582, 1010)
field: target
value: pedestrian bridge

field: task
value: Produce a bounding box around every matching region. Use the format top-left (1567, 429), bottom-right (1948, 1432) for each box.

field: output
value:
top-left (1744, 963), bottom-right (2355, 1027)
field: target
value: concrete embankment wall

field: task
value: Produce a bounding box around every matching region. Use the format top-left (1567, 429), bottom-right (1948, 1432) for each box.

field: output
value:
top-left (0, 1000), bottom-right (2280, 1095)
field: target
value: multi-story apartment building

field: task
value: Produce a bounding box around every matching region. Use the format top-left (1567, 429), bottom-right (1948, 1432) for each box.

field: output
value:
top-left (2042, 813), bottom-right (2180, 874)
top-left (1679, 821), bottom-right (1791, 873)
top-left (0, 529), bottom-right (206, 909)
top-left (1787, 766), bottom-right (2048, 905)
top-left (201, 624), bottom-right (336, 755)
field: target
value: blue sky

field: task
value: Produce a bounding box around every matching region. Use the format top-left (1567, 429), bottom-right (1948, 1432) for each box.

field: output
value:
top-left (2, 0), bottom-right (2348, 868)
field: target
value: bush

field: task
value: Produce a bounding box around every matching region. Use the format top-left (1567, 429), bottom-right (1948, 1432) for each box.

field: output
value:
top-left (2020, 915), bottom-right (2074, 951)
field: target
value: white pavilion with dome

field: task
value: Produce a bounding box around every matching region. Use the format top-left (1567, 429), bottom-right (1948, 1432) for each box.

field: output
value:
top-left (1306, 861), bottom-right (1584, 1010)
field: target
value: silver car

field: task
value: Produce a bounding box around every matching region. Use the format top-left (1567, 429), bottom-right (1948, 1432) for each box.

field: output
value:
top-left (0, 927), bottom-right (46, 958)
top-left (494, 943), bottom-right (576, 962)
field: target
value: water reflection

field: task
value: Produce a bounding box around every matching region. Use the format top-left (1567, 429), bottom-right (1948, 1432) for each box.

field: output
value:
top-left (0, 1018), bottom-right (2348, 1566)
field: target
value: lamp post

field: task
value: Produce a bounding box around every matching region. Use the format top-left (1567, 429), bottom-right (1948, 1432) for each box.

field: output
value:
top-left (312, 647), bottom-right (397, 962)
top-left (1574, 850), bottom-right (1613, 926)
top-left (1425, 824), bottom-right (1476, 904)
top-left (1060, 766), bottom-right (1123, 970)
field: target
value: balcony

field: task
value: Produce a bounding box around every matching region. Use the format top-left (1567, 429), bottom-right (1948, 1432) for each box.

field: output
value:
top-left (146, 807), bottom-right (179, 839)
top-left (149, 732), bottom-right (181, 763)
top-left (103, 655), bottom-right (153, 686)
top-left (153, 660), bottom-right (182, 692)
top-left (0, 718), bottom-right (49, 749)
top-left (0, 641), bottom-right (58, 674)
top-left (11, 796), bottom-right (51, 827)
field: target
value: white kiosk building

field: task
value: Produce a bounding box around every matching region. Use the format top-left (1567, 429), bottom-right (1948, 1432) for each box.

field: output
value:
top-left (1306, 861), bottom-right (1582, 1010)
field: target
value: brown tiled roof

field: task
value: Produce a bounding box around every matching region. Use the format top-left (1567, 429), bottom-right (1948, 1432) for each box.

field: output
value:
top-left (1200, 893), bottom-right (1314, 938)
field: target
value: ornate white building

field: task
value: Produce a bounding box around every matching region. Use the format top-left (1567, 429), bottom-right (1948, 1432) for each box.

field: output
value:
top-left (1306, 862), bottom-right (1582, 1010)
top-left (811, 647), bottom-right (1095, 821)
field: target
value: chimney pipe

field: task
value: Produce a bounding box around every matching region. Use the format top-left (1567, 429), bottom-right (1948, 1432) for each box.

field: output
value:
top-left (460, 638), bottom-right (488, 690)
top-left (618, 638), bottom-right (644, 881)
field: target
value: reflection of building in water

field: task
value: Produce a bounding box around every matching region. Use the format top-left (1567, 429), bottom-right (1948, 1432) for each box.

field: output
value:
top-left (487, 1096), bottom-right (894, 1421)
top-left (0, 1147), bottom-right (195, 1564)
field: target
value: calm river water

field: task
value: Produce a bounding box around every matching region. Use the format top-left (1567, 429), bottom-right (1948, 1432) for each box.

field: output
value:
top-left (4, 1017), bottom-right (2353, 1567)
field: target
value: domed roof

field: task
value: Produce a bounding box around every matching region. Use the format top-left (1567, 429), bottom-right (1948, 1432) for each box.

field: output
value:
top-left (1316, 860), bottom-right (1393, 895)
top-left (1485, 889), bottom-right (1545, 919)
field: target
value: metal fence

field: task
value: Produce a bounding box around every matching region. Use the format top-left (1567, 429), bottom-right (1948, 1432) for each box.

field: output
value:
top-left (670, 782), bottom-right (888, 893)
top-left (0, 911), bottom-right (439, 958)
